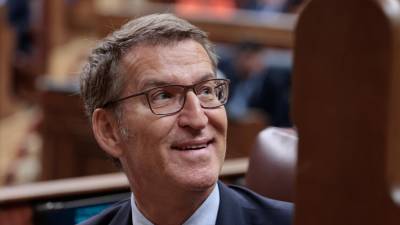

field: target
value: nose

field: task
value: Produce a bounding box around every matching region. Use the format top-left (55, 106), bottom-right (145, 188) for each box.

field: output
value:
top-left (177, 91), bottom-right (208, 130)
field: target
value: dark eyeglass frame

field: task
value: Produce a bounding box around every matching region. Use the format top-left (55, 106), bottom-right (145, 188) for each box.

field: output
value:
top-left (103, 78), bottom-right (230, 116)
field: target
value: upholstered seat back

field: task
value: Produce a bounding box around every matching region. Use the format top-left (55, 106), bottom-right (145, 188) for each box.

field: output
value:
top-left (245, 127), bottom-right (297, 202)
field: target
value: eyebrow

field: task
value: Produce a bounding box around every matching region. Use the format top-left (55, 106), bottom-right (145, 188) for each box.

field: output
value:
top-left (138, 73), bottom-right (216, 91)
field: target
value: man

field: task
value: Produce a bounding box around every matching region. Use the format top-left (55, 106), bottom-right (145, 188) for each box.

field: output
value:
top-left (79, 13), bottom-right (293, 225)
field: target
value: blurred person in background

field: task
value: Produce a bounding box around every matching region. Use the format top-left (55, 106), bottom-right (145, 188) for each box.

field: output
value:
top-left (6, 0), bottom-right (32, 55)
top-left (219, 41), bottom-right (292, 127)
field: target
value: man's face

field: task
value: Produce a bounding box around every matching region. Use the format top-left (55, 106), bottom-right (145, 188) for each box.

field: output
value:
top-left (117, 40), bottom-right (227, 193)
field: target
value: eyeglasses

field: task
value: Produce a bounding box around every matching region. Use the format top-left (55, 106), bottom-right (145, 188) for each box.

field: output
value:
top-left (104, 78), bottom-right (230, 116)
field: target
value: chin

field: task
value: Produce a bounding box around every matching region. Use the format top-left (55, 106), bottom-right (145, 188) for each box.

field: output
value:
top-left (177, 172), bottom-right (219, 192)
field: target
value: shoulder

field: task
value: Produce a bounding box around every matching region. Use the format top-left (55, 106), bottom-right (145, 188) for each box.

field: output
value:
top-left (78, 198), bottom-right (131, 225)
top-left (217, 182), bottom-right (293, 225)
top-left (227, 184), bottom-right (293, 214)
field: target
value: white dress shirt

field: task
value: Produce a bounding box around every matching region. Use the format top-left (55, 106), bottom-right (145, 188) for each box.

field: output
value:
top-left (130, 184), bottom-right (220, 225)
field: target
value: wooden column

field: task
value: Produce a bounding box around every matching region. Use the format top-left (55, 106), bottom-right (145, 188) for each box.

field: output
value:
top-left (292, 0), bottom-right (400, 225)
top-left (41, 0), bottom-right (67, 72)
top-left (45, 0), bottom-right (67, 48)
top-left (0, 6), bottom-right (15, 118)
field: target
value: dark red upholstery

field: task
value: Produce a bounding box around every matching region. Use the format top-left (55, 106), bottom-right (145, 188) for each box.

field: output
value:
top-left (245, 127), bottom-right (297, 202)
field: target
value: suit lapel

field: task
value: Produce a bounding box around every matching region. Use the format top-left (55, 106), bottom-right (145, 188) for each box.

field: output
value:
top-left (109, 200), bottom-right (132, 225)
top-left (215, 181), bottom-right (249, 225)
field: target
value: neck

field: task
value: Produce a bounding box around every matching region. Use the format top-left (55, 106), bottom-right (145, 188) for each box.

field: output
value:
top-left (133, 183), bottom-right (215, 225)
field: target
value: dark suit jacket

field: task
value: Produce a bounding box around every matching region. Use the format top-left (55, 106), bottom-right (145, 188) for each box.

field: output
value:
top-left (79, 181), bottom-right (293, 225)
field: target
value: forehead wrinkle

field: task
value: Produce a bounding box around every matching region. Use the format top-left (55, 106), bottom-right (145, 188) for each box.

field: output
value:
top-left (121, 46), bottom-right (163, 92)
top-left (157, 41), bottom-right (211, 68)
top-left (153, 44), bottom-right (214, 85)
top-left (121, 41), bottom-right (214, 93)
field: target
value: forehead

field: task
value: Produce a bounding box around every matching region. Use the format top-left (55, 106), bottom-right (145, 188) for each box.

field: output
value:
top-left (120, 40), bottom-right (215, 91)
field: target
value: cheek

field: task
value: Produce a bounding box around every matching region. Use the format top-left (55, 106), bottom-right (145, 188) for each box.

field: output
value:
top-left (122, 103), bottom-right (176, 141)
top-left (122, 114), bottom-right (177, 161)
top-left (207, 108), bottom-right (228, 137)
top-left (121, 117), bottom-right (177, 180)
top-left (144, 117), bottom-right (177, 143)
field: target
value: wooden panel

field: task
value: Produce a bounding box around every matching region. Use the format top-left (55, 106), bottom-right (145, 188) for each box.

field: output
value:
top-left (38, 84), bottom-right (119, 181)
top-left (95, 2), bottom-right (296, 48)
top-left (292, 0), bottom-right (400, 224)
top-left (0, 6), bottom-right (15, 118)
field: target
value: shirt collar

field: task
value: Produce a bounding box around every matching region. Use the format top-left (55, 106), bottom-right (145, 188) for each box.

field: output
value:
top-left (131, 183), bottom-right (220, 225)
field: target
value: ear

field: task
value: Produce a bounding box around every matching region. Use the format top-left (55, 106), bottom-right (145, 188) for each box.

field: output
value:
top-left (92, 108), bottom-right (124, 158)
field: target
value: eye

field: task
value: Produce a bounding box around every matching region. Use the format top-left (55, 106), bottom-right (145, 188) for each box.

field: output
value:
top-left (148, 86), bottom-right (183, 107)
top-left (198, 85), bottom-right (214, 96)
top-left (151, 90), bottom-right (173, 101)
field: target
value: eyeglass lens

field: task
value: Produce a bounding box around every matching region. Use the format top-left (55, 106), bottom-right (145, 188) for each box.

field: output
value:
top-left (147, 79), bottom-right (228, 115)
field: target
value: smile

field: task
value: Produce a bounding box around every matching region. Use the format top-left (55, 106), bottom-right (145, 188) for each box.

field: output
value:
top-left (171, 139), bottom-right (214, 151)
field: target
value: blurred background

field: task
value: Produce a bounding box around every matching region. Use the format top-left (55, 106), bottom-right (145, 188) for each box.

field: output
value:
top-left (0, 0), bottom-right (306, 187)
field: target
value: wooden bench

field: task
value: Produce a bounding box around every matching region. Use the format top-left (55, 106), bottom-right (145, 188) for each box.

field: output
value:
top-left (0, 158), bottom-right (247, 224)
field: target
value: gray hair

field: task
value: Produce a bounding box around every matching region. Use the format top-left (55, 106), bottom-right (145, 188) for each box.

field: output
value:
top-left (80, 13), bottom-right (218, 119)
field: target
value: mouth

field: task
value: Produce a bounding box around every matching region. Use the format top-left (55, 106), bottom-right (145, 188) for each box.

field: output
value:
top-left (171, 138), bottom-right (214, 151)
